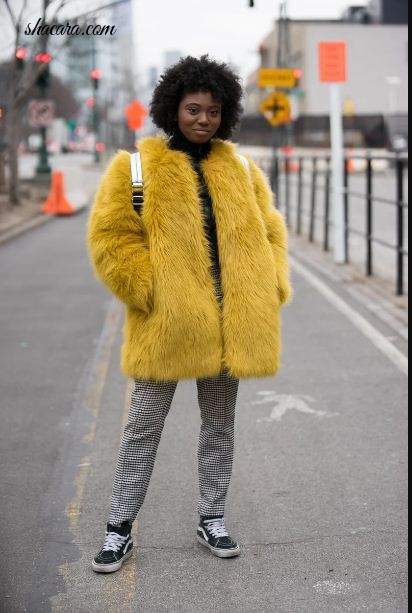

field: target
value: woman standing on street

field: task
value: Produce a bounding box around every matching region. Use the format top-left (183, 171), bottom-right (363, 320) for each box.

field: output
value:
top-left (87, 55), bottom-right (291, 573)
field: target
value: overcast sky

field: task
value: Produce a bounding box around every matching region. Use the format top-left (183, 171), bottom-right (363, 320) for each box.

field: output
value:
top-left (0, 0), bottom-right (367, 81)
top-left (130, 0), bottom-right (366, 80)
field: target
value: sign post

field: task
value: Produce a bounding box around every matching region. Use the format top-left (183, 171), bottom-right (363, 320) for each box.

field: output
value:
top-left (257, 66), bottom-right (302, 194)
top-left (319, 41), bottom-right (347, 264)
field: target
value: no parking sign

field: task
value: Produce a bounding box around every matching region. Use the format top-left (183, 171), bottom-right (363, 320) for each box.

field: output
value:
top-left (28, 99), bottom-right (55, 127)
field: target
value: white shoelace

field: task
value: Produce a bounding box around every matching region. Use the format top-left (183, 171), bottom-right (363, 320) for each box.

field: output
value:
top-left (204, 518), bottom-right (229, 538)
top-left (102, 531), bottom-right (128, 552)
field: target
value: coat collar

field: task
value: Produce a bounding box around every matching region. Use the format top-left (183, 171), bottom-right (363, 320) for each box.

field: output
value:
top-left (138, 134), bottom-right (237, 166)
top-left (137, 135), bottom-right (256, 234)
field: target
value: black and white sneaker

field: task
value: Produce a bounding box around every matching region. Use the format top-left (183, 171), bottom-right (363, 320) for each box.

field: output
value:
top-left (197, 517), bottom-right (240, 558)
top-left (92, 521), bottom-right (133, 573)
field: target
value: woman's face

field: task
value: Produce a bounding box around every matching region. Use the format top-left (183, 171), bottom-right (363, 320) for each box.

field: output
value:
top-left (177, 92), bottom-right (222, 144)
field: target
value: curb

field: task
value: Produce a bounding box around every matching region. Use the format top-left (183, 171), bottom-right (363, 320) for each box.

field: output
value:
top-left (0, 202), bottom-right (89, 247)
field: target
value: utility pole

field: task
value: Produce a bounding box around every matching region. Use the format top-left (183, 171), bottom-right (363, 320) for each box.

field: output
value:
top-left (248, 1), bottom-right (295, 193)
top-left (277, 0), bottom-right (290, 68)
top-left (90, 32), bottom-right (102, 164)
top-left (276, 0), bottom-right (292, 149)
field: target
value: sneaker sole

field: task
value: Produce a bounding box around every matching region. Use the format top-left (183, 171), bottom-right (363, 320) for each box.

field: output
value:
top-left (92, 548), bottom-right (133, 573)
top-left (196, 535), bottom-right (240, 558)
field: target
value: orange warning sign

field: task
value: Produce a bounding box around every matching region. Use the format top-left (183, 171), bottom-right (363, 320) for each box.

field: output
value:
top-left (318, 41), bottom-right (347, 82)
top-left (124, 100), bottom-right (148, 131)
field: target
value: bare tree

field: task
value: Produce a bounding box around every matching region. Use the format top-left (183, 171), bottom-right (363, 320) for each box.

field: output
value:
top-left (1, 0), bottom-right (78, 204)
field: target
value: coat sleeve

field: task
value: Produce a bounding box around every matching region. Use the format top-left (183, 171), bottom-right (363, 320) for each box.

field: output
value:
top-left (248, 158), bottom-right (292, 305)
top-left (87, 150), bottom-right (153, 313)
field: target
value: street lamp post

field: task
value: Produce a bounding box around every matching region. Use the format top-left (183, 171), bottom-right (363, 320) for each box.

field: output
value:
top-left (90, 68), bottom-right (102, 163)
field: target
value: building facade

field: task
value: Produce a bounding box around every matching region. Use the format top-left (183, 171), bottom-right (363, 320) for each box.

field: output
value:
top-left (241, 18), bottom-right (408, 148)
top-left (368, 0), bottom-right (408, 24)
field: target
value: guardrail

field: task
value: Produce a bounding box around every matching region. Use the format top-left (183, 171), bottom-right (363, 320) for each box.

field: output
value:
top-left (264, 151), bottom-right (408, 296)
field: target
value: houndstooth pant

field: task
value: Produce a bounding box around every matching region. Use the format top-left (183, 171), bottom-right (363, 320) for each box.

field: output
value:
top-left (108, 265), bottom-right (239, 525)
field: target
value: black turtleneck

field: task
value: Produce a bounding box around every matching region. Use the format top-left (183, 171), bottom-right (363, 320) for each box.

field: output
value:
top-left (168, 128), bottom-right (219, 266)
top-left (168, 127), bottom-right (211, 160)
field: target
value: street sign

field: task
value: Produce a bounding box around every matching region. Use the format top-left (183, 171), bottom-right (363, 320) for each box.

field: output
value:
top-left (28, 99), bottom-right (55, 127)
top-left (259, 92), bottom-right (291, 127)
top-left (257, 68), bottom-right (296, 88)
top-left (318, 41), bottom-right (347, 82)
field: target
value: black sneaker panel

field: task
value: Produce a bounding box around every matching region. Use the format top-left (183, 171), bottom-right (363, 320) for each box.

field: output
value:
top-left (200, 515), bottom-right (224, 521)
top-left (107, 521), bottom-right (132, 537)
top-left (93, 523), bottom-right (133, 566)
top-left (197, 520), bottom-right (239, 550)
top-left (94, 538), bottom-right (133, 564)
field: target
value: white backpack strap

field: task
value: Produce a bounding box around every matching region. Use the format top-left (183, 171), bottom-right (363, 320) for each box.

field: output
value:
top-left (130, 151), bottom-right (144, 211)
top-left (237, 153), bottom-right (251, 175)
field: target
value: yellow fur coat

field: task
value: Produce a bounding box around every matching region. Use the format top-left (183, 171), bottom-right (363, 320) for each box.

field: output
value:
top-left (87, 136), bottom-right (291, 380)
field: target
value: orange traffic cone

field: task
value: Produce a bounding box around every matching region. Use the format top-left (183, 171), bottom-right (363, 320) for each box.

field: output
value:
top-left (281, 146), bottom-right (299, 173)
top-left (42, 171), bottom-right (75, 215)
top-left (345, 149), bottom-right (356, 173)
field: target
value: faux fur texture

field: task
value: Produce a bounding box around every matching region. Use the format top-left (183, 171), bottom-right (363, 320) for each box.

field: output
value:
top-left (87, 135), bottom-right (291, 380)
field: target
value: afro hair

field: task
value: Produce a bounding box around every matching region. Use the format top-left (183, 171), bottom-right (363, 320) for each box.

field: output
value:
top-left (150, 55), bottom-right (243, 140)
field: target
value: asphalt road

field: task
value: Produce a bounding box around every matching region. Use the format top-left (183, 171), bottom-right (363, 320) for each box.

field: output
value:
top-left (0, 206), bottom-right (408, 612)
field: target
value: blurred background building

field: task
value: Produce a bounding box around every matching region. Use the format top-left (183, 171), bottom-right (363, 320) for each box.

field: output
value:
top-left (368, 0), bottom-right (408, 24)
top-left (240, 0), bottom-right (408, 150)
top-left (51, 0), bottom-right (137, 151)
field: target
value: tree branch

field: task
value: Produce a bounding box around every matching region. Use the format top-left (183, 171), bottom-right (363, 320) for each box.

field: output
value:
top-left (16, 0), bottom-right (29, 30)
top-left (3, 0), bottom-right (17, 29)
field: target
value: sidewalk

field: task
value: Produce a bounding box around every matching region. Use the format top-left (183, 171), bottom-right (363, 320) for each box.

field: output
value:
top-left (288, 234), bottom-right (408, 348)
top-left (0, 152), bottom-right (105, 245)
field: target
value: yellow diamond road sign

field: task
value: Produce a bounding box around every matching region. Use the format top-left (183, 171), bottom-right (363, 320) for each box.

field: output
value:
top-left (259, 92), bottom-right (291, 127)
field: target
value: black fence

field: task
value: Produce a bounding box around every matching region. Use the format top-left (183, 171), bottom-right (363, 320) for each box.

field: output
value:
top-left (259, 151), bottom-right (408, 296)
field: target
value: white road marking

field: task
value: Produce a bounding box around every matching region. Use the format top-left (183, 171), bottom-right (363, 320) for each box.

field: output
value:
top-left (290, 255), bottom-right (408, 377)
top-left (253, 391), bottom-right (338, 422)
top-left (313, 580), bottom-right (355, 595)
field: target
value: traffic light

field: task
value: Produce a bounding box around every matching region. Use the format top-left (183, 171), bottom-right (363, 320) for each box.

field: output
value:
top-left (90, 69), bottom-right (102, 90)
top-left (293, 68), bottom-right (303, 88)
top-left (35, 53), bottom-right (52, 63)
top-left (90, 69), bottom-right (102, 79)
top-left (35, 53), bottom-right (52, 89)
top-left (15, 47), bottom-right (27, 70)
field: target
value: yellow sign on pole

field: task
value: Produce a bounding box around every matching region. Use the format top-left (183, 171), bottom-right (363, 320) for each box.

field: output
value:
top-left (257, 68), bottom-right (296, 88)
top-left (259, 92), bottom-right (291, 127)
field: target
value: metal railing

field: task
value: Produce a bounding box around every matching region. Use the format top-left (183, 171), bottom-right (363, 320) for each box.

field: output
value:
top-left (264, 151), bottom-right (408, 296)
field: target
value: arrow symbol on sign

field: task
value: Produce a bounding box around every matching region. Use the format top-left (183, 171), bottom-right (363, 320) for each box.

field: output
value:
top-left (252, 391), bottom-right (339, 422)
